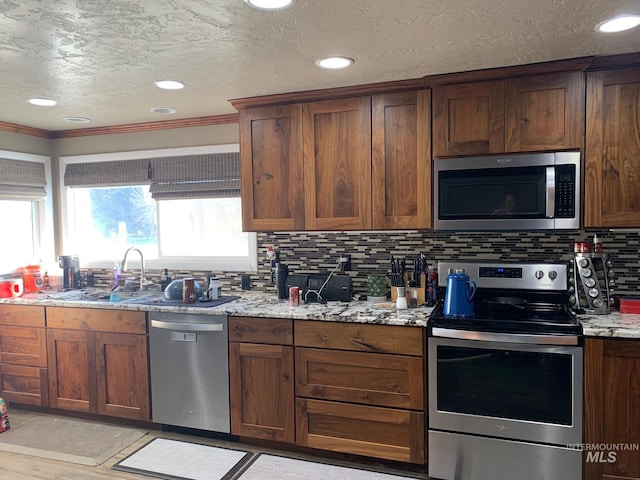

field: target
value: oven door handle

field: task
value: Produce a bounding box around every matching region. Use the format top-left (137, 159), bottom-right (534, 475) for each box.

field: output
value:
top-left (431, 327), bottom-right (580, 345)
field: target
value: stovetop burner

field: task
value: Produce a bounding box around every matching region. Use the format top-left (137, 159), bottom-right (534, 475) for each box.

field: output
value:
top-left (429, 301), bottom-right (582, 335)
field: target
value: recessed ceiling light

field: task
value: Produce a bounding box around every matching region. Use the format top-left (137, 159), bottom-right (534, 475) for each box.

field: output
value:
top-left (243, 0), bottom-right (294, 10)
top-left (315, 56), bottom-right (354, 70)
top-left (154, 80), bottom-right (186, 90)
top-left (28, 98), bottom-right (57, 107)
top-left (597, 15), bottom-right (640, 33)
top-left (64, 117), bottom-right (91, 123)
top-left (150, 107), bottom-right (177, 114)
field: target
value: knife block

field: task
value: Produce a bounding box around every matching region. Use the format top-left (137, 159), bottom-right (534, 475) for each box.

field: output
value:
top-left (390, 274), bottom-right (426, 306)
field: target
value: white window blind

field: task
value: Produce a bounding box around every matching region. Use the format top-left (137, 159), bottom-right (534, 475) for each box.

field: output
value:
top-left (0, 157), bottom-right (47, 201)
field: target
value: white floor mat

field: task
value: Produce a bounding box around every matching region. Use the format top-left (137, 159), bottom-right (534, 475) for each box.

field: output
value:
top-left (113, 437), bottom-right (253, 480)
top-left (237, 454), bottom-right (423, 480)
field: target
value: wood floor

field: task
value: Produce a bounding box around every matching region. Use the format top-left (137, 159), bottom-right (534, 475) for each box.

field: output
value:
top-left (2, 407), bottom-right (429, 480)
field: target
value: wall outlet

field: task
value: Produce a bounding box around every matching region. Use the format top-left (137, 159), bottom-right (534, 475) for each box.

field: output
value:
top-left (339, 254), bottom-right (351, 272)
top-left (241, 274), bottom-right (251, 290)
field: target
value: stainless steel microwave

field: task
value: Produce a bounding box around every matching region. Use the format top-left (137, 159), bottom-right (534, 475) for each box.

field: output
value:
top-left (433, 151), bottom-right (581, 231)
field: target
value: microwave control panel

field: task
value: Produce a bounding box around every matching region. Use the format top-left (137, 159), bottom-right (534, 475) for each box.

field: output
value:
top-left (555, 165), bottom-right (576, 217)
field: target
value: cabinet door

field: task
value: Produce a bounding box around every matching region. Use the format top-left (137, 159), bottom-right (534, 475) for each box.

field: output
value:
top-left (585, 338), bottom-right (640, 480)
top-left (0, 364), bottom-right (48, 406)
top-left (303, 97), bottom-right (372, 230)
top-left (240, 104), bottom-right (305, 231)
top-left (295, 320), bottom-right (424, 356)
top-left (505, 71), bottom-right (584, 151)
top-left (0, 304), bottom-right (45, 327)
top-left (296, 348), bottom-right (423, 410)
top-left (229, 342), bottom-right (294, 442)
top-left (0, 326), bottom-right (47, 367)
top-left (296, 398), bottom-right (425, 464)
top-left (585, 68), bottom-right (640, 228)
top-left (433, 80), bottom-right (505, 156)
top-left (372, 90), bottom-right (431, 229)
top-left (95, 332), bottom-right (150, 421)
top-left (47, 329), bottom-right (94, 413)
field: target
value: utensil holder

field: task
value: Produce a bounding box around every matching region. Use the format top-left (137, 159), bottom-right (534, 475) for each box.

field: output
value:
top-left (390, 274), bottom-right (426, 305)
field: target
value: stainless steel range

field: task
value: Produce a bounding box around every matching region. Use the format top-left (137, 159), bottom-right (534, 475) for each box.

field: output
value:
top-left (428, 261), bottom-right (583, 480)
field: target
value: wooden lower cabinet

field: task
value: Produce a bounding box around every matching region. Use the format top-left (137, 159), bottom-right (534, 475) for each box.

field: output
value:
top-left (585, 338), bottom-right (640, 480)
top-left (0, 363), bottom-right (48, 406)
top-left (229, 316), bottom-right (294, 442)
top-left (46, 307), bottom-right (150, 421)
top-left (47, 329), bottom-right (93, 412)
top-left (294, 321), bottom-right (425, 464)
top-left (295, 348), bottom-right (424, 410)
top-left (95, 332), bottom-right (149, 420)
top-left (296, 398), bottom-right (425, 464)
top-left (229, 342), bottom-right (294, 442)
top-left (0, 304), bottom-right (48, 406)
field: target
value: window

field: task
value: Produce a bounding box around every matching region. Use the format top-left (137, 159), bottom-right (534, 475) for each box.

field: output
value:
top-left (60, 145), bottom-right (257, 272)
top-left (0, 152), bottom-right (53, 275)
top-left (0, 201), bottom-right (36, 272)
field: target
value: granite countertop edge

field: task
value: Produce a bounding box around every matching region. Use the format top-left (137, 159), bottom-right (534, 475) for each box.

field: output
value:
top-left (2, 292), bottom-right (640, 337)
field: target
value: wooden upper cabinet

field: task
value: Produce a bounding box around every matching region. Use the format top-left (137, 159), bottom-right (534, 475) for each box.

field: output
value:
top-left (240, 104), bottom-right (304, 231)
top-left (585, 68), bottom-right (640, 228)
top-left (433, 80), bottom-right (505, 156)
top-left (505, 71), bottom-right (584, 152)
top-left (433, 71), bottom-right (584, 157)
top-left (372, 90), bottom-right (431, 229)
top-left (303, 97), bottom-right (372, 230)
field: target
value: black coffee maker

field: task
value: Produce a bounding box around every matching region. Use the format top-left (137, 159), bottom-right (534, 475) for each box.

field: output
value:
top-left (58, 255), bottom-right (81, 290)
top-left (270, 252), bottom-right (289, 299)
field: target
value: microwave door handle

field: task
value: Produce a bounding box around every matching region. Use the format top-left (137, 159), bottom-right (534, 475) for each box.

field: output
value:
top-left (546, 166), bottom-right (555, 218)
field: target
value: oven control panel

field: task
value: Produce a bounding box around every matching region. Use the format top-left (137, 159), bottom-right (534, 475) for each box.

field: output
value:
top-left (438, 261), bottom-right (568, 291)
top-left (479, 267), bottom-right (523, 278)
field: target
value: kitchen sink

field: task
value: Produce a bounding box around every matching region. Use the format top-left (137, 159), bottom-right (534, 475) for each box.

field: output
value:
top-left (43, 288), bottom-right (240, 308)
top-left (45, 288), bottom-right (162, 303)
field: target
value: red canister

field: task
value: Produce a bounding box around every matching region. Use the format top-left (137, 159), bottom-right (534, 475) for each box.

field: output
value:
top-left (22, 265), bottom-right (43, 293)
top-left (574, 242), bottom-right (590, 254)
top-left (289, 286), bottom-right (300, 306)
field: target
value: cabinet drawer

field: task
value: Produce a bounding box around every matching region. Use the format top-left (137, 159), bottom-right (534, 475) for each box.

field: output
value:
top-left (46, 307), bottom-right (146, 334)
top-left (296, 348), bottom-right (423, 409)
top-left (229, 317), bottom-right (293, 345)
top-left (0, 326), bottom-right (47, 367)
top-left (0, 305), bottom-right (45, 327)
top-left (294, 321), bottom-right (423, 356)
top-left (0, 363), bottom-right (49, 406)
top-left (296, 398), bottom-right (424, 464)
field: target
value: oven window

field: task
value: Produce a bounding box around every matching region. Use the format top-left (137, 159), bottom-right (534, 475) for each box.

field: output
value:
top-left (436, 346), bottom-right (573, 425)
top-left (438, 166), bottom-right (546, 219)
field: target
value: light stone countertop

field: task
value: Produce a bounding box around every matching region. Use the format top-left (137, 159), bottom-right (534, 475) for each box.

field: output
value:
top-left (1, 290), bottom-right (639, 337)
top-left (0, 290), bottom-right (432, 328)
top-left (578, 310), bottom-right (640, 339)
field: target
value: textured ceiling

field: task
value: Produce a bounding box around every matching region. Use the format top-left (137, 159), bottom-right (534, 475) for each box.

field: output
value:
top-left (1, 0), bottom-right (639, 132)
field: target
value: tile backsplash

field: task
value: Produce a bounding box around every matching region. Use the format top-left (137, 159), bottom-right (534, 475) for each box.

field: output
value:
top-left (86, 230), bottom-right (640, 298)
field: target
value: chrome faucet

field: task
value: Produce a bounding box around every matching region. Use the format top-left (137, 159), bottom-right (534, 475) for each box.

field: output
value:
top-left (121, 247), bottom-right (152, 289)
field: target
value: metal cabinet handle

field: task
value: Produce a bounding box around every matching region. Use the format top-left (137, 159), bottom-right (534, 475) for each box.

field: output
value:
top-left (151, 319), bottom-right (224, 332)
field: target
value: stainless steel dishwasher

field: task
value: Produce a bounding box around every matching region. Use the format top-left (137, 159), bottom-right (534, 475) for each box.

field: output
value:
top-left (149, 312), bottom-right (230, 433)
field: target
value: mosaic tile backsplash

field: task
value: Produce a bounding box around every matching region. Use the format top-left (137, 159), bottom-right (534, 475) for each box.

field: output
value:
top-left (86, 230), bottom-right (640, 299)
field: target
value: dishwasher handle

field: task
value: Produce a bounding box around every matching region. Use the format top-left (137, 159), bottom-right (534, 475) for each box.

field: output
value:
top-left (150, 319), bottom-right (225, 332)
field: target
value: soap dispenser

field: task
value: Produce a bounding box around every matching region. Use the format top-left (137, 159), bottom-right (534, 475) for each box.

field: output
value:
top-left (159, 269), bottom-right (172, 291)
